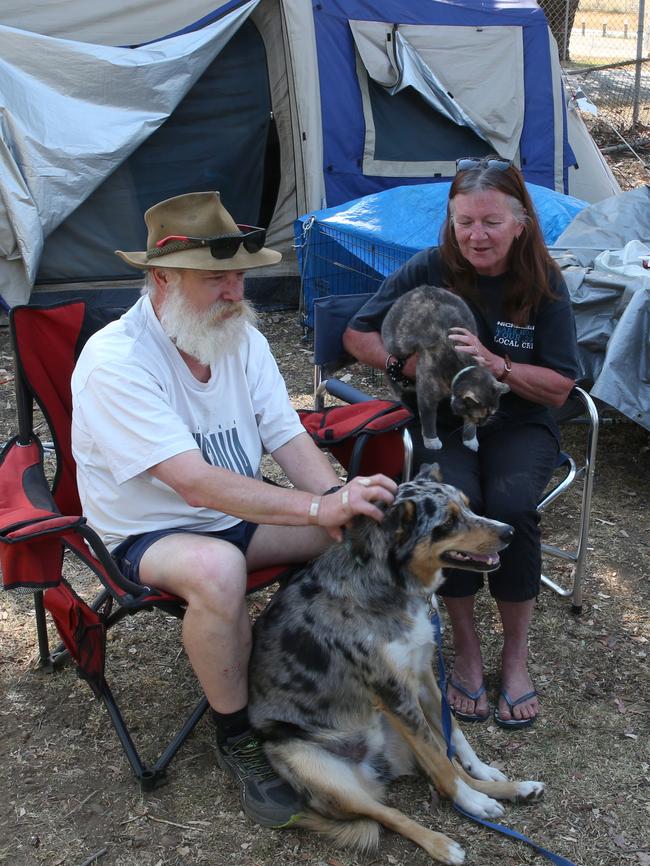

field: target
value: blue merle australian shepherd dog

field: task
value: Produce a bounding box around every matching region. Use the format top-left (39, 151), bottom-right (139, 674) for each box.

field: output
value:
top-left (249, 465), bottom-right (544, 865)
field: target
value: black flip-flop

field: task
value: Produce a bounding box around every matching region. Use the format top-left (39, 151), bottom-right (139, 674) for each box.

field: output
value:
top-left (493, 689), bottom-right (538, 729)
top-left (448, 678), bottom-right (490, 723)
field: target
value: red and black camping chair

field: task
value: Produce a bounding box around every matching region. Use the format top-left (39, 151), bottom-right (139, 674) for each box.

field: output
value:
top-left (0, 299), bottom-right (413, 789)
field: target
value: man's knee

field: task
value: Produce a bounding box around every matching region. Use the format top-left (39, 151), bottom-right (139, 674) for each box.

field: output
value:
top-left (180, 542), bottom-right (248, 610)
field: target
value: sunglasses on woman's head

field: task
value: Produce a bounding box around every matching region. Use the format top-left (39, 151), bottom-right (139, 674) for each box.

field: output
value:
top-left (455, 157), bottom-right (513, 173)
top-left (152, 225), bottom-right (266, 260)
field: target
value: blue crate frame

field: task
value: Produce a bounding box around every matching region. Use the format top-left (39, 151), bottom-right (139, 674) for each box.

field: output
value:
top-left (296, 216), bottom-right (414, 329)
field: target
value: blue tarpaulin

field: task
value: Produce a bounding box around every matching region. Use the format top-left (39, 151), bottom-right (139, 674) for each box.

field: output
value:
top-left (297, 182), bottom-right (588, 325)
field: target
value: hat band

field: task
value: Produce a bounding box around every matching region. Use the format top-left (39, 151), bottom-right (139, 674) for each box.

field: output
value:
top-left (147, 238), bottom-right (208, 259)
top-left (146, 238), bottom-right (202, 259)
top-left (147, 226), bottom-right (266, 261)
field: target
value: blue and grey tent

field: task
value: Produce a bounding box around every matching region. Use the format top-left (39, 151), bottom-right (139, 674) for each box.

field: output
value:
top-left (0, 0), bottom-right (619, 307)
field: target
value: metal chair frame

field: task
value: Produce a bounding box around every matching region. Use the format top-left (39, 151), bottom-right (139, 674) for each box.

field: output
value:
top-left (538, 386), bottom-right (599, 613)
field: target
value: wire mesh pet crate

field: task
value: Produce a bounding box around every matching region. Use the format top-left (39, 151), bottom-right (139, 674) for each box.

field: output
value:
top-left (296, 216), bottom-right (415, 329)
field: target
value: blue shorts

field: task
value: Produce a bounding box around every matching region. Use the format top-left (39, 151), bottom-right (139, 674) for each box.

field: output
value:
top-left (111, 522), bottom-right (259, 585)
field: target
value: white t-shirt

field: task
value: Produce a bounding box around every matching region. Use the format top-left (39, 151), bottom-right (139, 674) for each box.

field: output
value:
top-left (71, 295), bottom-right (304, 550)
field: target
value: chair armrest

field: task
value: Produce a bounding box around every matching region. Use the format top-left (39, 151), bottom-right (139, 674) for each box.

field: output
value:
top-left (553, 385), bottom-right (599, 426)
top-left (320, 377), bottom-right (375, 404)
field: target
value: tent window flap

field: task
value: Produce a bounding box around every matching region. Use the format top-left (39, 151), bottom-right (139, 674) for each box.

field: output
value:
top-left (350, 20), bottom-right (525, 177)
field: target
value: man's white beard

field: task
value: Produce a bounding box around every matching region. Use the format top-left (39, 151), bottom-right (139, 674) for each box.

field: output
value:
top-left (158, 287), bottom-right (257, 367)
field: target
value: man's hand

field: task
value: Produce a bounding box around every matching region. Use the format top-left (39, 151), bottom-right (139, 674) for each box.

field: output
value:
top-left (313, 474), bottom-right (398, 542)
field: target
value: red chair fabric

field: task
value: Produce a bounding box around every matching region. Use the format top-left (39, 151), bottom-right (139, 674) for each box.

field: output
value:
top-left (43, 580), bottom-right (107, 695)
top-left (299, 401), bottom-right (413, 480)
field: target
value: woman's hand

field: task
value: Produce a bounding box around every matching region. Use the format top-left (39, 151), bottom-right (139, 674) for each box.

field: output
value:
top-left (448, 327), bottom-right (501, 376)
top-left (448, 327), bottom-right (575, 407)
top-left (315, 474), bottom-right (398, 542)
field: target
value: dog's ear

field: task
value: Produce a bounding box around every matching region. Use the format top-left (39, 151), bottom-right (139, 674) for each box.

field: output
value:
top-left (383, 498), bottom-right (420, 563)
top-left (417, 463), bottom-right (443, 483)
top-left (395, 499), bottom-right (418, 543)
top-left (346, 513), bottom-right (380, 562)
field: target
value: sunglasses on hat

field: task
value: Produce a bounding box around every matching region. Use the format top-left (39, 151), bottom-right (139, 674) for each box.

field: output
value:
top-left (455, 157), bottom-right (512, 173)
top-left (150, 225), bottom-right (266, 260)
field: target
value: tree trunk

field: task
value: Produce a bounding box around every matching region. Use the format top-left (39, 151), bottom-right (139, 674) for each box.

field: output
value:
top-left (537, 0), bottom-right (581, 61)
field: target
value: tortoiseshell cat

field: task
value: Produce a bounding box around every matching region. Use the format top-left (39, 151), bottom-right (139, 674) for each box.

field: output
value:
top-left (381, 285), bottom-right (509, 451)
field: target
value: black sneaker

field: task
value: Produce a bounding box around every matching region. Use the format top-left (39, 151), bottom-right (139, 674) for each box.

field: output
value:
top-left (215, 729), bottom-right (304, 828)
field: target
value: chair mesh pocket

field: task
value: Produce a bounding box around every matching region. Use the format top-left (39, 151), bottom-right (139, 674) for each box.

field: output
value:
top-left (44, 581), bottom-right (106, 695)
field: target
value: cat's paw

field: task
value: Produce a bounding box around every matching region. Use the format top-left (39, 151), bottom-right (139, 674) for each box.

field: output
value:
top-left (463, 436), bottom-right (479, 451)
top-left (423, 436), bottom-right (443, 450)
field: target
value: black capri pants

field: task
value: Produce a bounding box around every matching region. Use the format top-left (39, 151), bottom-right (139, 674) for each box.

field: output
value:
top-left (412, 414), bottom-right (560, 602)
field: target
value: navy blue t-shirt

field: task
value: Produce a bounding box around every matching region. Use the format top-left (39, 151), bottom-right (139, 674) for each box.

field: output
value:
top-left (348, 247), bottom-right (579, 426)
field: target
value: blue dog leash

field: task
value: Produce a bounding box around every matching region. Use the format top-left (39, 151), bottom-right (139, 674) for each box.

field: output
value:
top-left (452, 805), bottom-right (578, 866)
top-left (430, 607), bottom-right (578, 866)
top-left (432, 606), bottom-right (457, 761)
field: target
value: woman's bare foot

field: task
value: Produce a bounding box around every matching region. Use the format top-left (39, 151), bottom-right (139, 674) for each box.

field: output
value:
top-left (495, 599), bottom-right (539, 725)
top-left (448, 669), bottom-right (489, 720)
top-left (442, 596), bottom-right (489, 720)
top-left (496, 647), bottom-right (539, 723)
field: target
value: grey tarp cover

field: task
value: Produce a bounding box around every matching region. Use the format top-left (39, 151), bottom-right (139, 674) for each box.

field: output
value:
top-left (551, 185), bottom-right (650, 429)
top-left (0, 0), bottom-right (259, 307)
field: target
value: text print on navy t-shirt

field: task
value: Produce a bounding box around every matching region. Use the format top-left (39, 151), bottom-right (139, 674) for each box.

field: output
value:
top-left (494, 320), bottom-right (535, 351)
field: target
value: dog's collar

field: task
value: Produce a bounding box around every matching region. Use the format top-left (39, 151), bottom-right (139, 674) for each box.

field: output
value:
top-left (450, 365), bottom-right (476, 389)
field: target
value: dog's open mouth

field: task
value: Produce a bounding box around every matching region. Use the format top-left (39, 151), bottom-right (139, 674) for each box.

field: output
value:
top-left (441, 550), bottom-right (501, 572)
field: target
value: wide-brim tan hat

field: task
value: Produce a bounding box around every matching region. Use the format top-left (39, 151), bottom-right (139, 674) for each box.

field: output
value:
top-left (115, 191), bottom-right (281, 271)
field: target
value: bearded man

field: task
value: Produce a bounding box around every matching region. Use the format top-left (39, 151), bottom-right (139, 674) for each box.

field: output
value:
top-left (71, 191), bottom-right (396, 827)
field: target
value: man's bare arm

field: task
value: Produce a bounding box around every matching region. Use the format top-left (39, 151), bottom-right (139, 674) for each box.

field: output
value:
top-left (149, 437), bottom-right (396, 534)
top-left (271, 431), bottom-right (342, 493)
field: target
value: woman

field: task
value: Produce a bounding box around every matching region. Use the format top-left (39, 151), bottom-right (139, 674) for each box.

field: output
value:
top-left (342, 157), bottom-right (579, 728)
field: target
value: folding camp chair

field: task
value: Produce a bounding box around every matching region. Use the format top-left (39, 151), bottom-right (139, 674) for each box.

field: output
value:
top-left (0, 299), bottom-right (416, 789)
top-left (313, 294), bottom-right (414, 481)
top-left (311, 292), bottom-right (599, 614)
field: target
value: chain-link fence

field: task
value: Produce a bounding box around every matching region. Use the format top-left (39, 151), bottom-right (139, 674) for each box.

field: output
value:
top-left (539, 0), bottom-right (649, 139)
